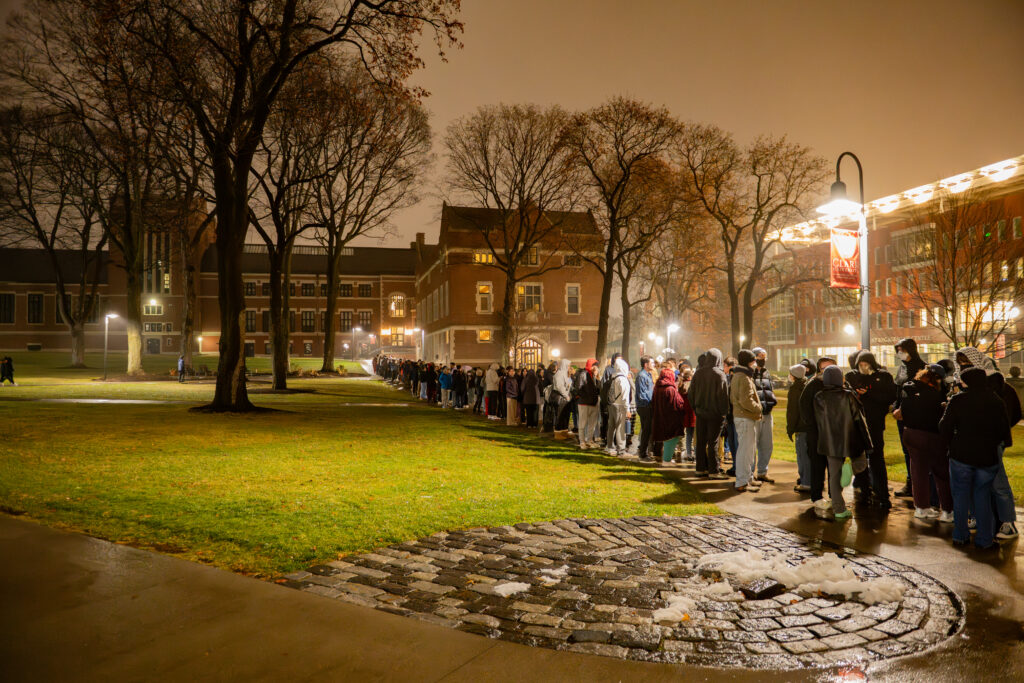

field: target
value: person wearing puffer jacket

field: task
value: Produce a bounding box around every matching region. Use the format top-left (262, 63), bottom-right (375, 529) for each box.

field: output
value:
top-left (484, 363), bottom-right (500, 420)
top-left (605, 358), bottom-right (634, 456)
top-left (552, 359), bottom-right (574, 436)
top-left (575, 359), bottom-right (601, 448)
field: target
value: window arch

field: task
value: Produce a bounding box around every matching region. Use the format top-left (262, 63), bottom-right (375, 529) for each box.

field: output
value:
top-left (388, 293), bottom-right (405, 317)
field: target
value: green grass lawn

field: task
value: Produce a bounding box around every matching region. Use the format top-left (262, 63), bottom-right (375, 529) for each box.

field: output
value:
top-left (0, 365), bottom-right (715, 577)
top-left (770, 396), bottom-right (1024, 506)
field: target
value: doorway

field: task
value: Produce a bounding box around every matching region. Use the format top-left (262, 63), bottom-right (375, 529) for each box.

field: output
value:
top-left (515, 338), bottom-right (542, 368)
top-left (146, 338), bottom-right (161, 354)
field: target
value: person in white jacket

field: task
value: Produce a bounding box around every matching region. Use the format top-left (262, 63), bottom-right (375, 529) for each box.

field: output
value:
top-left (605, 358), bottom-right (635, 456)
top-left (485, 363), bottom-right (501, 420)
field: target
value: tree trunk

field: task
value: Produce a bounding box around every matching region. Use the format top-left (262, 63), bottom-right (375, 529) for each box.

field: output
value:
top-left (500, 271), bottom-right (518, 364)
top-left (320, 250), bottom-right (340, 372)
top-left (69, 322), bottom-right (86, 368)
top-left (727, 266), bottom-right (741, 355)
top-left (742, 281), bottom-right (755, 355)
top-left (209, 169), bottom-right (253, 412)
top-left (179, 234), bottom-right (198, 369)
top-left (269, 250), bottom-right (290, 391)
top-left (620, 284), bottom-right (633, 365)
top-left (595, 266), bottom-right (615, 361)
top-left (124, 271), bottom-right (143, 375)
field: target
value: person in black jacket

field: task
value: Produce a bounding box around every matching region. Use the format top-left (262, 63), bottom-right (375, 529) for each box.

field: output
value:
top-left (800, 356), bottom-right (837, 518)
top-left (750, 347), bottom-right (778, 483)
top-left (845, 350), bottom-right (898, 510)
top-left (990, 372), bottom-right (1021, 540)
top-left (893, 338), bottom-right (927, 497)
top-left (689, 348), bottom-right (731, 477)
top-left (813, 366), bottom-right (871, 521)
top-left (940, 367), bottom-right (1012, 549)
top-left (786, 364), bottom-right (810, 492)
top-left (897, 365), bottom-right (953, 521)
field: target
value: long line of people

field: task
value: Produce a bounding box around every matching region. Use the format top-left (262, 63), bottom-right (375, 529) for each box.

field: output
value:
top-left (373, 337), bottom-right (1020, 551)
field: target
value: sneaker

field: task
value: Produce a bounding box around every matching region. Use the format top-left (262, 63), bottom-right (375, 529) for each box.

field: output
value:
top-left (755, 474), bottom-right (775, 484)
top-left (794, 484), bottom-right (811, 492)
top-left (708, 472), bottom-right (729, 480)
top-left (605, 449), bottom-right (617, 456)
top-left (725, 467), bottom-right (736, 476)
top-left (840, 461), bottom-right (853, 488)
top-left (996, 522), bottom-right (1019, 540)
top-left (894, 485), bottom-right (912, 498)
top-left (735, 484), bottom-right (758, 492)
top-left (938, 510), bottom-right (955, 524)
top-left (968, 517), bottom-right (977, 533)
top-left (914, 507), bottom-right (940, 520)
top-left (834, 510), bottom-right (853, 521)
top-left (695, 470), bottom-right (708, 477)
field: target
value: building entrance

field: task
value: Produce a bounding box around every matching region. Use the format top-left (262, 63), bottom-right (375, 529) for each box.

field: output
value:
top-left (515, 338), bottom-right (542, 368)
top-left (146, 338), bottom-right (161, 354)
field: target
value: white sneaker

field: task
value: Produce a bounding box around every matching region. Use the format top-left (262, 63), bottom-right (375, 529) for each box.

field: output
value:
top-left (996, 522), bottom-right (1019, 539)
top-left (938, 510), bottom-right (954, 524)
top-left (813, 498), bottom-right (834, 519)
top-left (968, 517), bottom-right (977, 532)
top-left (914, 507), bottom-right (940, 520)
top-left (604, 449), bottom-right (617, 456)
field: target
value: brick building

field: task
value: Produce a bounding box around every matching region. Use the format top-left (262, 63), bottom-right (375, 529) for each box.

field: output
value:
top-left (412, 204), bottom-right (604, 366)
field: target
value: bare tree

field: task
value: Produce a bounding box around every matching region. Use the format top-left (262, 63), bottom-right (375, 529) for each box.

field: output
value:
top-left (0, 106), bottom-right (109, 367)
top-left (310, 63), bottom-right (431, 372)
top-left (563, 97), bottom-right (682, 359)
top-left (896, 188), bottom-right (1024, 351)
top-left (444, 103), bottom-right (583, 361)
top-left (676, 125), bottom-right (829, 352)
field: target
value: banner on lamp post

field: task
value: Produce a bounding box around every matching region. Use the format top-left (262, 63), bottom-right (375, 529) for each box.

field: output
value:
top-left (830, 228), bottom-right (860, 289)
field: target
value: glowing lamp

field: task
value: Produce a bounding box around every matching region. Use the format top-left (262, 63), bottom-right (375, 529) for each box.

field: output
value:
top-left (816, 180), bottom-right (863, 217)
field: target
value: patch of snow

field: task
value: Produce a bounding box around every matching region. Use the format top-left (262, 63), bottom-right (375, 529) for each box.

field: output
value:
top-left (536, 565), bottom-right (569, 585)
top-left (493, 581), bottom-right (531, 597)
top-left (653, 594), bottom-right (698, 622)
top-left (703, 581), bottom-right (741, 599)
top-left (697, 549), bottom-right (906, 605)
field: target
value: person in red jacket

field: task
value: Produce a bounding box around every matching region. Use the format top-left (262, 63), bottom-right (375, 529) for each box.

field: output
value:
top-left (650, 366), bottom-right (690, 465)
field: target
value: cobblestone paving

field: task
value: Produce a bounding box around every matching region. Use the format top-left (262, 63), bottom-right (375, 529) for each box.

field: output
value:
top-left (283, 515), bottom-right (964, 668)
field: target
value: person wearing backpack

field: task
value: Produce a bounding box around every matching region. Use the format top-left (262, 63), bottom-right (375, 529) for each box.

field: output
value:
top-left (813, 366), bottom-right (871, 521)
top-left (605, 358), bottom-right (634, 456)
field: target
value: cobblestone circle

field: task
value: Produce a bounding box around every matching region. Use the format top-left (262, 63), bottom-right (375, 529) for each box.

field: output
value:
top-left (283, 515), bottom-right (964, 668)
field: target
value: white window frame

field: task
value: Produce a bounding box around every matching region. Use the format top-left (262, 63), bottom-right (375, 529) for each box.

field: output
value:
top-left (388, 292), bottom-right (406, 317)
top-left (517, 282), bottom-right (542, 312)
top-left (566, 329), bottom-right (581, 343)
top-left (476, 282), bottom-right (493, 314)
top-left (143, 304), bottom-right (164, 316)
top-left (477, 329), bottom-right (493, 343)
top-left (565, 283), bottom-right (581, 315)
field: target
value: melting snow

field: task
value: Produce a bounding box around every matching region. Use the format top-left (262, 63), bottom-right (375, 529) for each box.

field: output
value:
top-left (697, 549), bottom-right (906, 605)
top-left (537, 565), bottom-right (569, 585)
top-left (493, 581), bottom-right (531, 597)
top-left (652, 594), bottom-right (698, 622)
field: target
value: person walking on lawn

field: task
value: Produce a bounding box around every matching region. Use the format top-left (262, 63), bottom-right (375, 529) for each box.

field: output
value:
top-left (651, 365), bottom-right (689, 466)
top-left (940, 366), bottom-right (1013, 550)
top-left (0, 355), bottom-right (14, 386)
top-left (177, 355), bottom-right (186, 383)
top-left (786, 364), bottom-right (811, 492)
top-left (635, 356), bottom-right (655, 460)
top-left (750, 347), bottom-right (777, 484)
top-left (845, 350), bottom-right (898, 510)
top-left (690, 348), bottom-right (730, 478)
top-left (813, 366), bottom-right (871, 521)
top-left (730, 349), bottom-right (763, 491)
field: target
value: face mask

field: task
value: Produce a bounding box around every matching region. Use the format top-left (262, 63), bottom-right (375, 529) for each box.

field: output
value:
top-left (898, 352), bottom-right (910, 362)
top-left (756, 358), bottom-right (766, 368)
top-left (858, 365), bottom-right (872, 375)
top-left (748, 363), bottom-right (757, 371)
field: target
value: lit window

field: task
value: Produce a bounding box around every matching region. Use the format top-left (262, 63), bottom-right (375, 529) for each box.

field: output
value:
top-left (477, 329), bottom-right (492, 342)
top-left (525, 247), bottom-right (539, 266)
top-left (245, 282), bottom-right (256, 296)
top-left (476, 283), bottom-right (492, 314)
top-left (517, 284), bottom-right (541, 312)
top-left (144, 304), bottom-right (164, 316)
top-left (473, 252), bottom-right (495, 265)
top-left (358, 310), bottom-right (371, 329)
top-left (339, 283), bottom-right (353, 297)
top-left (389, 293), bottom-right (405, 317)
top-left (302, 283), bottom-right (315, 297)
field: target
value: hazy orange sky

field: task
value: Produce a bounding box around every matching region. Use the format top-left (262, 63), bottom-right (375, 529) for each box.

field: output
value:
top-left (4, 0), bottom-right (1023, 247)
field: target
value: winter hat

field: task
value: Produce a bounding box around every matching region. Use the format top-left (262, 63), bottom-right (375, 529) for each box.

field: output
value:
top-left (799, 358), bottom-right (815, 377)
top-left (752, 346), bottom-right (767, 357)
top-left (960, 367), bottom-right (988, 389)
top-left (822, 365), bottom-right (844, 387)
top-left (789, 364), bottom-right (806, 379)
top-left (737, 349), bottom-right (756, 367)
top-left (927, 363), bottom-right (946, 379)
top-left (957, 346), bottom-right (997, 375)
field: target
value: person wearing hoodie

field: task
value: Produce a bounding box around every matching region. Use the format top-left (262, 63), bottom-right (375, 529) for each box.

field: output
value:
top-left (813, 365), bottom-right (871, 520)
top-left (845, 350), bottom-right (898, 510)
top-left (689, 348), bottom-right (731, 477)
top-left (484, 363), bottom-right (500, 419)
top-left (750, 347), bottom-right (778, 484)
top-left (439, 366), bottom-right (454, 408)
top-left (552, 358), bottom-right (574, 436)
top-left (635, 356), bottom-right (655, 459)
top-left (730, 349), bottom-right (763, 490)
top-left (897, 364), bottom-right (954, 522)
top-left (786, 364), bottom-right (811, 492)
top-left (575, 359), bottom-right (602, 448)
top-left (601, 353), bottom-right (621, 437)
top-left (940, 367), bottom-right (1013, 549)
top-left (521, 368), bottom-right (540, 427)
top-left (505, 365), bottom-right (520, 426)
top-left (651, 366), bottom-right (689, 465)
top-left (892, 338), bottom-right (926, 497)
top-left (605, 358), bottom-right (634, 456)
top-left (956, 347), bottom-right (1020, 541)
top-left (800, 356), bottom-right (838, 518)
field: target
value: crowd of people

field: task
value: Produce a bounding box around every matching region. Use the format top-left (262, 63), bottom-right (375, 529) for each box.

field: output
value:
top-left (373, 337), bottom-right (1022, 551)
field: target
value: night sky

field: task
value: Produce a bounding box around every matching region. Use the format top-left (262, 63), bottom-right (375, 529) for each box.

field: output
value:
top-left (4, 0), bottom-right (1023, 245)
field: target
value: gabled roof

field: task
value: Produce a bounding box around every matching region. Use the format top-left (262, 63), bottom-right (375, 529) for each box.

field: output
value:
top-left (0, 248), bottom-right (109, 284)
top-left (200, 245), bottom-right (416, 276)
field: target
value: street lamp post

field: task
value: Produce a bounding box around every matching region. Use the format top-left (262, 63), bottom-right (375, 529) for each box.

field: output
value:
top-left (103, 313), bottom-right (119, 380)
top-left (818, 151), bottom-right (869, 352)
top-left (667, 323), bottom-right (679, 355)
top-left (353, 326), bottom-right (361, 361)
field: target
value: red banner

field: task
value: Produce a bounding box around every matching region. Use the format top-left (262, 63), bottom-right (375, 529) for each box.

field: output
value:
top-left (830, 228), bottom-right (860, 289)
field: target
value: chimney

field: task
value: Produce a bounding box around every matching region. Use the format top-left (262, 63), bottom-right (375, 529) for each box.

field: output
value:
top-left (416, 232), bottom-right (425, 246)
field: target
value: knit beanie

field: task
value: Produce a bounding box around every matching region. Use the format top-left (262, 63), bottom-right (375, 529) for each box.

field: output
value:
top-left (927, 363), bottom-right (946, 379)
top-left (960, 367), bottom-right (987, 389)
top-left (822, 365), bottom-right (844, 387)
top-left (737, 349), bottom-right (756, 367)
top-left (789, 364), bottom-right (806, 379)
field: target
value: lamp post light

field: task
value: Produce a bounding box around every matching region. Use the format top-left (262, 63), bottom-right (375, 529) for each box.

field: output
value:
top-left (551, 348), bottom-right (561, 361)
top-left (196, 336), bottom-right (203, 355)
top-left (818, 151), bottom-right (869, 352)
top-left (666, 323), bottom-right (679, 354)
top-left (413, 327), bottom-right (422, 359)
top-left (103, 313), bottom-right (119, 380)
top-left (353, 326), bottom-right (362, 361)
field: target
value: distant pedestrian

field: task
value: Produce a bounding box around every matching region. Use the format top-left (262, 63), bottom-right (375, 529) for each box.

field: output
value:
top-left (0, 355), bottom-right (14, 386)
top-left (177, 355), bottom-right (186, 383)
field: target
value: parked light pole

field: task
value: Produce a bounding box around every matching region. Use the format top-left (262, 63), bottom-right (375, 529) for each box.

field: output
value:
top-left (817, 151), bottom-right (869, 351)
top-left (353, 326), bottom-right (361, 361)
top-left (103, 313), bottom-right (119, 380)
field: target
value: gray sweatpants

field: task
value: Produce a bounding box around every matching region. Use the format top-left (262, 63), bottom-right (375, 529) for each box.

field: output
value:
top-left (828, 454), bottom-right (868, 513)
top-left (606, 404), bottom-right (629, 453)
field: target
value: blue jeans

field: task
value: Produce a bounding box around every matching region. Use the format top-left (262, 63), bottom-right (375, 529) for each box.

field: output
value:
top-left (685, 426), bottom-right (695, 457)
top-left (950, 459), bottom-right (999, 547)
top-left (993, 443), bottom-right (1017, 524)
top-left (726, 420), bottom-right (737, 459)
top-left (755, 412), bottom-right (774, 476)
top-left (733, 417), bottom-right (759, 487)
top-left (794, 432), bottom-right (810, 486)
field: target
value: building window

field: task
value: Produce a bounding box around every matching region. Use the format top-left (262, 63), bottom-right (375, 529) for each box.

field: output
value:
top-left (517, 283), bottom-right (541, 312)
top-left (392, 329), bottom-right (404, 346)
top-left (289, 311), bottom-right (296, 333)
top-left (26, 293), bottom-right (43, 324)
top-left (885, 279), bottom-right (892, 296)
top-left (525, 247), bottom-right (538, 266)
top-left (874, 280), bottom-right (881, 298)
top-left (476, 283), bottom-right (492, 314)
top-left (340, 311), bottom-right (352, 332)
top-left (567, 329), bottom-right (581, 343)
top-left (477, 329), bottom-right (492, 343)
top-left (1013, 217), bottom-right (1022, 239)
top-left (358, 283), bottom-right (372, 298)
top-left (473, 251), bottom-right (495, 265)
top-left (321, 311), bottom-right (327, 332)
top-left (339, 283), bottom-right (353, 297)
top-left (566, 284), bottom-right (580, 315)
top-left (245, 281), bottom-right (256, 296)
top-left (886, 311), bottom-right (893, 328)
top-left (301, 310), bottom-right (315, 332)
top-left (301, 283), bottom-right (315, 297)
top-left (389, 293), bottom-right (405, 317)
top-left (143, 304), bottom-right (164, 316)
top-left (262, 310), bottom-right (270, 332)
top-left (289, 282), bottom-right (295, 297)
top-left (320, 283), bottom-right (327, 297)
top-left (245, 311), bottom-right (257, 332)
top-left (264, 342), bottom-right (271, 354)
top-left (563, 253), bottom-right (582, 267)
top-left (358, 310), bottom-right (371, 329)
top-left (262, 283), bottom-right (270, 296)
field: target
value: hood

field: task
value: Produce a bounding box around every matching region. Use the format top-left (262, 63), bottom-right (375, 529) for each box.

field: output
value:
top-left (896, 338), bottom-right (923, 364)
top-left (960, 366), bottom-right (989, 389)
top-left (855, 350), bottom-right (880, 371)
top-left (822, 365), bottom-right (845, 387)
top-left (585, 358), bottom-right (598, 373)
top-left (489, 363), bottom-right (499, 370)
top-left (558, 359), bottom-right (571, 374)
top-left (656, 368), bottom-right (677, 386)
top-left (614, 358), bottom-right (630, 376)
top-left (957, 346), bottom-right (997, 375)
top-left (696, 352), bottom-right (708, 368)
top-left (705, 348), bottom-right (724, 370)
